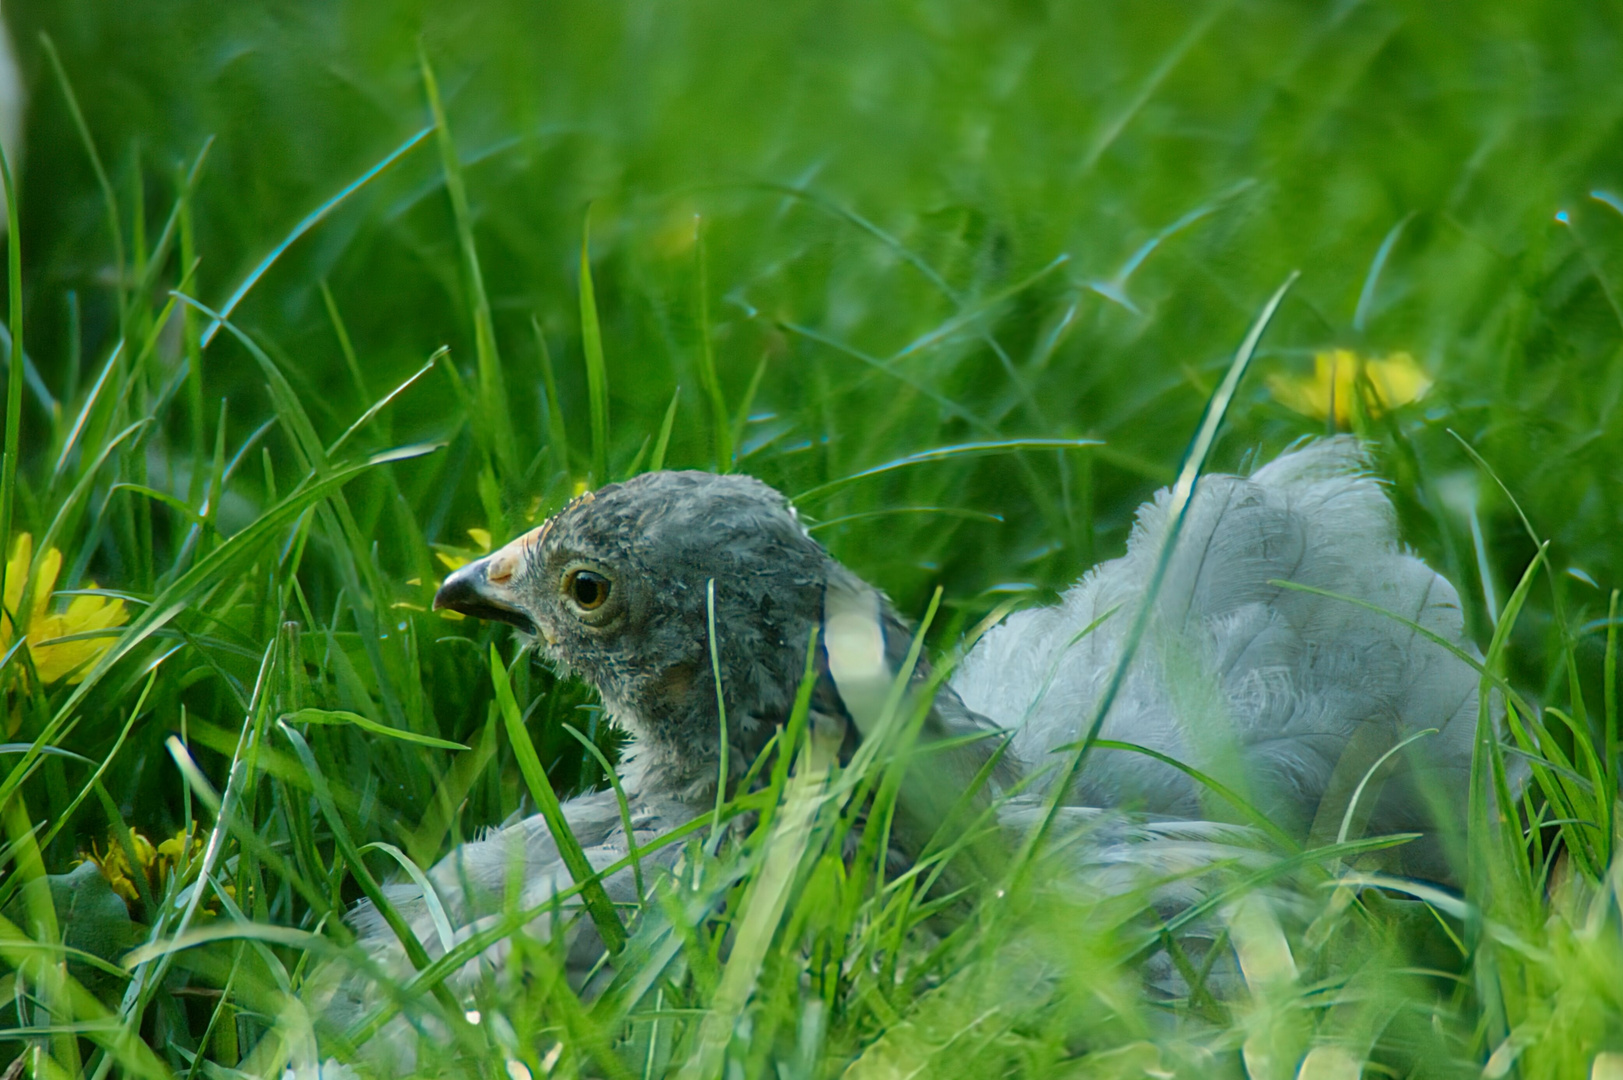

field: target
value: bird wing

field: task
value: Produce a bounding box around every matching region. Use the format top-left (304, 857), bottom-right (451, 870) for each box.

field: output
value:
top-left (354, 784), bottom-right (695, 962)
top-left (319, 785), bottom-right (700, 1063)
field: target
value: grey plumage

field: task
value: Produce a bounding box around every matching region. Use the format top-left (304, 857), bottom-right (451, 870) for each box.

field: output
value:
top-left (460, 472), bottom-right (881, 795)
top-left (432, 469), bottom-right (1005, 813)
top-left (321, 436), bottom-right (1502, 1057)
top-left (955, 437), bottom-right (1486, 878)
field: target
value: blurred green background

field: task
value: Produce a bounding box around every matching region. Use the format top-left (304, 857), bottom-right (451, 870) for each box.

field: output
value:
top-left (10, 0), bottom-right (1623, 861)
top-left (13, 0), bottom-right (1620, 587)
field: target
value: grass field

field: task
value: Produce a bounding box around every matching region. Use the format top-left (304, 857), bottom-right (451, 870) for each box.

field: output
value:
top-left (3, 0), bottom-right (1623, 1076)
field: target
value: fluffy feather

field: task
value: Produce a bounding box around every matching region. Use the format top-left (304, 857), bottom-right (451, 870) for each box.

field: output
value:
top-left (954, 436), bottom-right (1486, 878)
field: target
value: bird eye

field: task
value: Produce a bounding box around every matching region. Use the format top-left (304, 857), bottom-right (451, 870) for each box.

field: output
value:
top-left (563, 568), bottom-right (611, 612)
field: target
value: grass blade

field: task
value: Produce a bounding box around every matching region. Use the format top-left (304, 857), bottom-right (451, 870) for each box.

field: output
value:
top-left (693, 220), bottom-right (733, 469)
top-left (0, 135), bottom-right (21, 633)
top-left (320, 280), bottom-right (371, 405)
top-left (327, 350), bottom-right (441, 458)
top-left (581, 211), bottom-right (611, 484)
top-left (281, 707), bottom-right (468, 751)
top-left (1607, 589), bottom-right (1619, 796)
top-left (1015, 271), bottom-right (1299, 876)
top-left (490, 644), bottom-right (628, 953)
top-left (201, 125), bottom-right (433, 347)
top-left (562, 722), bottom-right (645, 901)
top-left (794, 438), bottom-right (1101, 503)
top-left (276, 721), bottom-right (474, 1028)
top-left (420, 47), bottom-right (515, 481)
top-left (706, 579), bottom-right (729, 843)
top-left (40, 33), bottom-right (125, 326)
top-left (533, 317), bottom-right (572, 487)
top-left (650, 387), bottom-right (680, 473)
top-left (355, 842), bottom-right (456, 956)
top-left (679, 736), bottom-right (826, 1080)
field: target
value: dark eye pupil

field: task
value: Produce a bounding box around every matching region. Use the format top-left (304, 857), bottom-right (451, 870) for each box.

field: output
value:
top-left (570, 570), bottom-right (608, 609)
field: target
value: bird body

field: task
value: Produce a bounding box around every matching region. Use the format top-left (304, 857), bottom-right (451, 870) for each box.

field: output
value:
top-left (954, 437), bottom-right (1483, 878)
top-left (323, 437), bottom-right (1501, 1055)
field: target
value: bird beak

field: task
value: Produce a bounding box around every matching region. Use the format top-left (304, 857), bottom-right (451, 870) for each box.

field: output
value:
top-left (433, 531), bottom-right (542, 636)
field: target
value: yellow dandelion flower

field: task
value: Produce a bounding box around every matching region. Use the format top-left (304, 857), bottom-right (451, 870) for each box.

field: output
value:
top-left (129, 831), bottom-right (158, 871)
top-left (156, 827), bottom-right (202, 866)
top-left (432, 527), bottom-right (495, 573)
top-left (81, 827), bottom-right (230, 912)
top-left (157, 828), bottom-right (210, 888)
top-left (2, 533), bottom-right (40, 638)
top-left (2, 534), bottom-right (129, 685)
top-left (95, 859), bottom-right (140, 905)
top-left (79, 830), bottom-right (158, 905)
top-left (1268, 349), bottom-right (1432, 426)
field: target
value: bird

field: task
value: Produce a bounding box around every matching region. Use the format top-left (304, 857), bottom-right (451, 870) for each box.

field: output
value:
top-left (319, 436), bottom-right (1501, 1058)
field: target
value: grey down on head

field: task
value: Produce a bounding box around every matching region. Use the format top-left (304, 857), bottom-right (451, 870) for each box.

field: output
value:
top-left (318, 436), bottom-right (1508, 1051)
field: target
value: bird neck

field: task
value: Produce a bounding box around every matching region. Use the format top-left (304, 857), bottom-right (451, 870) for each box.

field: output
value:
top-left (614, 727), bottom-right (738, 806)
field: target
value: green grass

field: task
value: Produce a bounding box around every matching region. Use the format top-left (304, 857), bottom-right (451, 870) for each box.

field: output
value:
top-left (3, 0), bottom-right (1623, 1075)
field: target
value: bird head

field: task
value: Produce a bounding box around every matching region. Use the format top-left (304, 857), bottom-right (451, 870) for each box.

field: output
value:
top-left (434, 471), bottom-right (837, 791)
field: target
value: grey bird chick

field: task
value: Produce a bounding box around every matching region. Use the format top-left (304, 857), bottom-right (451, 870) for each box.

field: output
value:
top-left (433, 470), bottom-right (1002, 805)
top-left (313, 475), bottom-right (995, 1067)
top-left (435, 446), bottom-right (1504, 877)
top-left (321, 440), bottom-right (1513, 1066)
